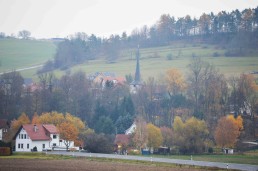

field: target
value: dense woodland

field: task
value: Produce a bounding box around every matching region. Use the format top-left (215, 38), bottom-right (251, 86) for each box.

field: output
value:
top-left (1, 7), bottom-right (258, 153)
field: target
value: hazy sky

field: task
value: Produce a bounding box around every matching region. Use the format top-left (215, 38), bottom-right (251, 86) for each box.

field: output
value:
top-left (1, 0), bottom-right (258, 38)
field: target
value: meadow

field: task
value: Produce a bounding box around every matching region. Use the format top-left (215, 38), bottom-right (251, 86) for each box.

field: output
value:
top-left (1, 39), bottom-right (258, 81)
top-left (0, 38), bottom-right (56, 73)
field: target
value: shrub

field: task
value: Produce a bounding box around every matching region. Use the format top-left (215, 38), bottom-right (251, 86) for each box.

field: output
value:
top-left (0, 147), bottom-right (11, 156)
top-left (83, 133), bottom-right (114, 154)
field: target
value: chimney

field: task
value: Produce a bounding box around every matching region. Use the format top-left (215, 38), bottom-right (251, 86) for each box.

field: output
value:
top-left (34, 125), bottom-right (37, 132)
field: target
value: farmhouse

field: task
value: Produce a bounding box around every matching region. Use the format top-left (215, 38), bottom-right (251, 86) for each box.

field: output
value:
top-left (14, 124), bottom-right (74, 152)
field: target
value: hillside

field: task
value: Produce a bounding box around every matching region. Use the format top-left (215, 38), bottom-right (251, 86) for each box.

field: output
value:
top-left (40, 42), bottom-right (258, 81)
top-left (0, 39), bottom-right (257, 80)
top-left (0, 38), bottom-right (56, 73)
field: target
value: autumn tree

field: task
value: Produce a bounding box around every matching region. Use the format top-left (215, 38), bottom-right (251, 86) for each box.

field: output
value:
top-left (11, 113), bottom-right (30, 131)
top-left (173, 116), bottom-right (209, 154)
top-left (38, 111), bottom-right (65, 126)
top-left (160, 126), bottom-right (173, 147)
top-left (38, 111), bottom-right (89, 146)
top-left (132, 116), bottom-right (148, 150)
top-left (31, 113), bottom-right (40, 124)
top-left (238, 74), bottom-right (258, 117)
top-left (165, 68), bottom-right (186, 97)
top-left (147, 123), bottom-right (163, 150)
top-left (58, 122), bottom-right (78, 151)
top-left (215, 115), bottom-right (242, 148)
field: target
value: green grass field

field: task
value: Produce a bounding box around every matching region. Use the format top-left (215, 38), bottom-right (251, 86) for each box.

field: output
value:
top-left (1, 39), bottom-right (257, 81)
top-left (0, 38), bottom-right (56, 73)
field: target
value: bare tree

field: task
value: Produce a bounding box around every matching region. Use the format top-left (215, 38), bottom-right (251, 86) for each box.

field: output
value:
top-left (18, 30), bottom-right (31, 39)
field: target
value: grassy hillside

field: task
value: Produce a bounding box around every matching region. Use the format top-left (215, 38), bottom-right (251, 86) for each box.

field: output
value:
top-left (48, 43), bottom-right (258, 81)
top-left (1, 39), bottom-right (257, 80)
top-left (0, 38), bottom-right (56, 73)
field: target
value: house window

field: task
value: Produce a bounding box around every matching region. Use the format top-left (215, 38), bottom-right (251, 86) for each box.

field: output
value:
top-left (18, 144), bottom-right (20, 149)
top-left (53, 143), bottom-right (56, 147)
top-left (59, 140), bottom-right (62, 142)
top-left (42, 144), bottom-right (45, 149)
top-left (27, 144), bottom-right (29, 149)
top-left (18, 134), bottom-right (20, 139)
top-left (21, 134), bottom-right (23, 139)
top-left (24, 134), bottom-right (26, 139)
top-left (53, 135), bottom-right (57, 139)
top-left (21, 144), bottom-right (23, 149)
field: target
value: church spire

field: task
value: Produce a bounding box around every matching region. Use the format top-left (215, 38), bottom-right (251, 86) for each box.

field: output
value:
top-left (134, 45), bottom-right (141, 83)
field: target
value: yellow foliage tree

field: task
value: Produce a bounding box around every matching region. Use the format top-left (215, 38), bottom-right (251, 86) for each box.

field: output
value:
top-left (147, 123), bottom-right (163, 149)
top-left (11, 112), bottom-right (30, 131)
top-left (31, 113), bottom-right (40, 124)
top-left (38, 111), bottom-right (65, 126)
top-left (38, 111), bottom-right (88, 146)
top-left (173, 116), bottom-right (209, 153)
top-left (165, 68), bottom-right (187, 96)
top-left (227, 115), bottom-right (243, 131)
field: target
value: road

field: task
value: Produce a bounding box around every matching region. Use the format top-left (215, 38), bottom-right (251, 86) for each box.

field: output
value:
top-left (0, 64), bottom-right (43, 75)
top-left (48, 151), bottom-right (258, 171)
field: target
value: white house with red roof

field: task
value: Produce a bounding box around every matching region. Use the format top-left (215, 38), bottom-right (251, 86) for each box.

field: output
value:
top-left (14, 124), bottom-right (74, 152)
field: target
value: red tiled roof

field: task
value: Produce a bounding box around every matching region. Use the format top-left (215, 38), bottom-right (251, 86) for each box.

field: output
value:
top-left (43, 124), bottom-right (59, 134)
top-left (22, 124), bottom-right (50, 141)
top-left (114, 134), bottom-right (130, 145)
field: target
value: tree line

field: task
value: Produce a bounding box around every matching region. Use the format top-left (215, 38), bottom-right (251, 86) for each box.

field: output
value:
top-left (38, 6), bottom-right (258, 72)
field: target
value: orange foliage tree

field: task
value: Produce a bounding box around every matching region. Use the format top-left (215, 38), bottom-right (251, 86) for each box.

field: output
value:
top-left (38, 111), bottom-right (88, 147)
top-left (58, 122), bottom-right (79, 151)
top-left (215, 115), bottom-right (242, 148)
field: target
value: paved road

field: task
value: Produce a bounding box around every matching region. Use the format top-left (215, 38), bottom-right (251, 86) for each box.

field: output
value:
top-left (48, 151), bottom-right (258, 171)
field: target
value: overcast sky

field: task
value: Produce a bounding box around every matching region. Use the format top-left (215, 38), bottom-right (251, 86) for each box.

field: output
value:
top-left (1, 0), bottom-right (258, 39)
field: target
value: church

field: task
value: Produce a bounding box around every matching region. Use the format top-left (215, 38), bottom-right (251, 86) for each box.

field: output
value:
top-left (130, 45), bottom-right (143, 94)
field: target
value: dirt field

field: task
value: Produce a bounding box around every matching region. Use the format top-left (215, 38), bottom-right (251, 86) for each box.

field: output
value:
top-left (0, 159), bottom-right (206, 171)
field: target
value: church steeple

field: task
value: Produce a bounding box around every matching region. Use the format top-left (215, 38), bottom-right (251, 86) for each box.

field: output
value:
top-left (130, 45), bottom-right (142, 94)
top-left (134, 45), bottom-right (141, 84)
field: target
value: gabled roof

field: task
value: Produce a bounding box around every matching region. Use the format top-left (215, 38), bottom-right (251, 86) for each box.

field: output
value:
top-left (14, 124), bottom-right (58, 141)
top-left (115, 134), bottom-right (130, 145)
top-left (43, 124), bottom-right (59, 134)
top-left (22, 124), bottom-right (50, 141)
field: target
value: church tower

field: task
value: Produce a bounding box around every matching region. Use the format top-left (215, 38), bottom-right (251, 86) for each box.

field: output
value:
top-left (130, 45), bottom-right (143, 93)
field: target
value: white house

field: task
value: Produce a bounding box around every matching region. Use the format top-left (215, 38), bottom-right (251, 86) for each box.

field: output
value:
top-left (14, 124), bottom-right (74, 152)
top-left (125, 122), bottom-right (136, 135)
